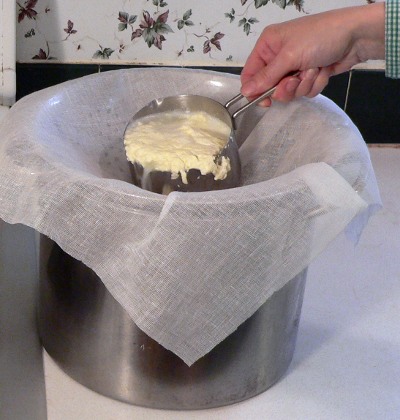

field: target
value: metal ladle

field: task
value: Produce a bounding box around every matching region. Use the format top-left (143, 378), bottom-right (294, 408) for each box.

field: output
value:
top-left (125, 75), bottom-right (296, 194)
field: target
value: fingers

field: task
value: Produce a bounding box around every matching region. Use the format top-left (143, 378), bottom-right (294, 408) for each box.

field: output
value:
top-left (241, 31), bottom-right (333, 106)
top-left (271, 67), bottom-right (332, 103)
top-left (256, 74), bottom-right (300, 107)
top-left (304, 66), bottom-right (332, 97)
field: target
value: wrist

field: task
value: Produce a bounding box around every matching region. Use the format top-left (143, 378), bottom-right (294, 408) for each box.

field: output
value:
top-left (352, 3), bottom-right (385, 61)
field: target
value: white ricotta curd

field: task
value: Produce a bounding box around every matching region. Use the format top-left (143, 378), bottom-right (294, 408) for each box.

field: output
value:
top-left (124, 111), bottom-right (232, 184)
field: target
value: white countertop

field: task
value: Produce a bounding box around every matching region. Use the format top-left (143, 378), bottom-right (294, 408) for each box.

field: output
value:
top-left (1, 147), bottom-right (400, 420)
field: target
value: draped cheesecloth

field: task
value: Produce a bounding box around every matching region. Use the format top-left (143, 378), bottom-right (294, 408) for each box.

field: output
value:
top-left (0, 68), bottom-right (380, 365)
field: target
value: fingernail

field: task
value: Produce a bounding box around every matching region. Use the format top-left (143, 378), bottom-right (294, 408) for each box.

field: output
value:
top-left (302, 68), bottom-right (319, 81)
top-left (241, 80), bottom-right (257, 97)
top-left (258, 98), bottom-right (271, 108)
top-left (286, 77), bottom-right (301, 93)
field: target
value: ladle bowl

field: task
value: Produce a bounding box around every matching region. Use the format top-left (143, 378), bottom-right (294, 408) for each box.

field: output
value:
top-left (124, 94), bottom-right (241, 194)
top-left (123, 77), bottom-right (287, 194)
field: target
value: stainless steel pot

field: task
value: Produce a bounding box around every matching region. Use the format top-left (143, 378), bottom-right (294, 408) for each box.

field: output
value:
top-left (38, 235), bottom-right (307, 410)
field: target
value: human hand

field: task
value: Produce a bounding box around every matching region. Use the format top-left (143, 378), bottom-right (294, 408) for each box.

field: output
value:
top-left (241, 3), bottom-right (385, 106)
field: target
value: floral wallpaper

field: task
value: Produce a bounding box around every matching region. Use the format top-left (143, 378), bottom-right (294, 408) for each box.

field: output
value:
top-left (16, 0), bottom-right (374, 66)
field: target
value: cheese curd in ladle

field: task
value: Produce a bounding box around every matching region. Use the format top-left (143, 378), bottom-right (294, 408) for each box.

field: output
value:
top-left (124, 111), bottom-right (232, 184)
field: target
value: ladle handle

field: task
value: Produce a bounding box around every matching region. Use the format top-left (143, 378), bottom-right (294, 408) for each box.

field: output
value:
top-left (225, 71), bottom-right (300, 124)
